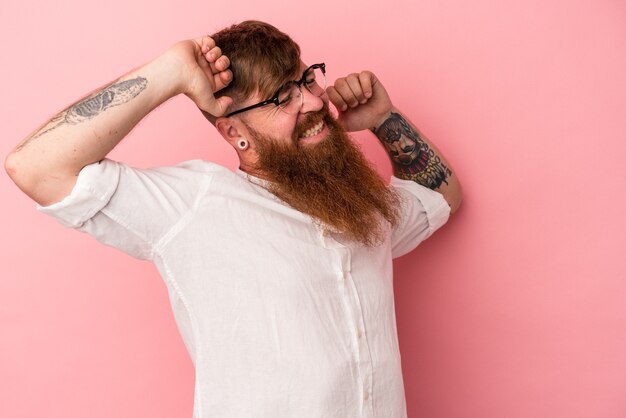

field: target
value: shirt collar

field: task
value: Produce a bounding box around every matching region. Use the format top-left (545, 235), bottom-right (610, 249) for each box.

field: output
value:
top-left (235, 167), bottom-right (272, 189)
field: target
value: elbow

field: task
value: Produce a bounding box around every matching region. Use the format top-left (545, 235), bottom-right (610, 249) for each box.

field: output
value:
top-left (5, 151), bottom-right (39, 200)
top-left (448, 193), bottom-right (462, 215)
top-left (5, 152), bottom-right (70, 207)
top-left (5, 152), bottom-right (24, 186)
top-left (445, 182), bottom-right (463, 215)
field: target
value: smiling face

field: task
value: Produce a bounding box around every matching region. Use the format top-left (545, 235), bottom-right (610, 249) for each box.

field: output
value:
top-left (236, 61), bottom-right (331, 154)
top-left (209, 21), bottom-right (330, 159)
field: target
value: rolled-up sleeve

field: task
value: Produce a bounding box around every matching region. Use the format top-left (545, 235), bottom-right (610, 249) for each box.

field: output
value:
top-left (36, 158), bottom-right (210, 261)
top-left (36, 159), bottom-right (121, 228)
top-left (390, 176), bottom-right (451, 258)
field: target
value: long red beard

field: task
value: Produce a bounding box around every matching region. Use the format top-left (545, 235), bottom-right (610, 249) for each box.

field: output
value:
top-left (247, 108), bottom-right (400, 247)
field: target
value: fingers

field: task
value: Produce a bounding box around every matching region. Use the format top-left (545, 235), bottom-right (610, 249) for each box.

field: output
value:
top-left (358, 72), bottom-right (374, 100)
top-left (202, 45), bottom-right (223, 65)
top-left (214, 67), bottom-right (233, 91)
top-left (198, 36), bottom-right (232, 90)
top-left (328, 71), bottom-right (374, 111)
top-left (199, 35), bottom-right (216, 55)
top-left (210, 54), bottom-right (230, 73)
top-left (197, 34), bottom-right (230, 71)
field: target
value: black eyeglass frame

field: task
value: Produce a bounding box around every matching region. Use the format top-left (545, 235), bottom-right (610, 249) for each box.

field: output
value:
top-left (224, 63), bottom-right (326, 118)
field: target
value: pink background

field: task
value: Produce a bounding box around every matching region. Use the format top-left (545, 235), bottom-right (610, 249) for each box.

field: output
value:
top-left (2, 0), bottom-right (625, 417)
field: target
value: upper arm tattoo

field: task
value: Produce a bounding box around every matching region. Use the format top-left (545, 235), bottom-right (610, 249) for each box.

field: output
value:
top-left (15, 76), bottom-right (147, 152)
top-left (373, 112), bottom-right (452, 190)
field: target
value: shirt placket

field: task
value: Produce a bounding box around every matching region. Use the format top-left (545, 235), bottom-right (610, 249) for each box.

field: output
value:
top-left (322, 230), bottom-right (375, 418)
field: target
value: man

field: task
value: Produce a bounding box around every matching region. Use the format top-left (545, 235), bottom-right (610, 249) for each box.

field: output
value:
top-left (6, 21), bottom-right (461, 418)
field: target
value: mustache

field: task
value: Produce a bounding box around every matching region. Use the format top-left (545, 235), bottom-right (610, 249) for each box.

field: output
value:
top-left (292, 103), bottom-right (334, 142)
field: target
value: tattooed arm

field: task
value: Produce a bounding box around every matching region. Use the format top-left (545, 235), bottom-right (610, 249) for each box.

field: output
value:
top-left (372, 110), bottom-right (462, 213)
top-left (328, 71), bottom-right (462, 214)
top-left (5, 36), bottom-right (232, 207)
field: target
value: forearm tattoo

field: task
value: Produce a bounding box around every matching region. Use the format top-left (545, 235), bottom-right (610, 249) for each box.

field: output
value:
top-left (373, 112), bottom-right (452, 190)
top-left (15, 76), bottom-right (148, 152)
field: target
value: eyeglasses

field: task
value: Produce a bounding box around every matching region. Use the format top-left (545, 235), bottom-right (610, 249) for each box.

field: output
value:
top-left (225, 63), bottom-right (326, 118)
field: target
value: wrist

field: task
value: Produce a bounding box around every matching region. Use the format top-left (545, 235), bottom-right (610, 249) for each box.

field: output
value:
top-left (145, 50), bottom-right (186, 99)
top-left (370, 105), bottom-right (396, 133)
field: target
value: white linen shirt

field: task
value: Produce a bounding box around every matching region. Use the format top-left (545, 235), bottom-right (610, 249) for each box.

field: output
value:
top-left (37, 158), bottom-right (450, 418)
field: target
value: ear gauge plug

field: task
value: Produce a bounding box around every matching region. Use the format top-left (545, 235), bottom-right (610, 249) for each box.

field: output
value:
top-left (237, 138), bottom-right (249, 150)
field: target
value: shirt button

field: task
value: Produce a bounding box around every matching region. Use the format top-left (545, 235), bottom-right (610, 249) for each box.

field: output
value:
top-left (364, 390), bottom-right (370, 400)
top-left (357, 330), bottom-right (362, 338)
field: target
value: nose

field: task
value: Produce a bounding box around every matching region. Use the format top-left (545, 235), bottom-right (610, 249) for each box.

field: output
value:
top-left (399, 135), bottom-right (415, 151)
top-left (298, 86), bottom-right (326, 114)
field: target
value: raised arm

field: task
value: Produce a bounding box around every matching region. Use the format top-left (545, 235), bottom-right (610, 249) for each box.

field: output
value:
top-left (327, 71), bottom-right (462, 214)
top-left (5, 36), bottom-right (233, 207)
